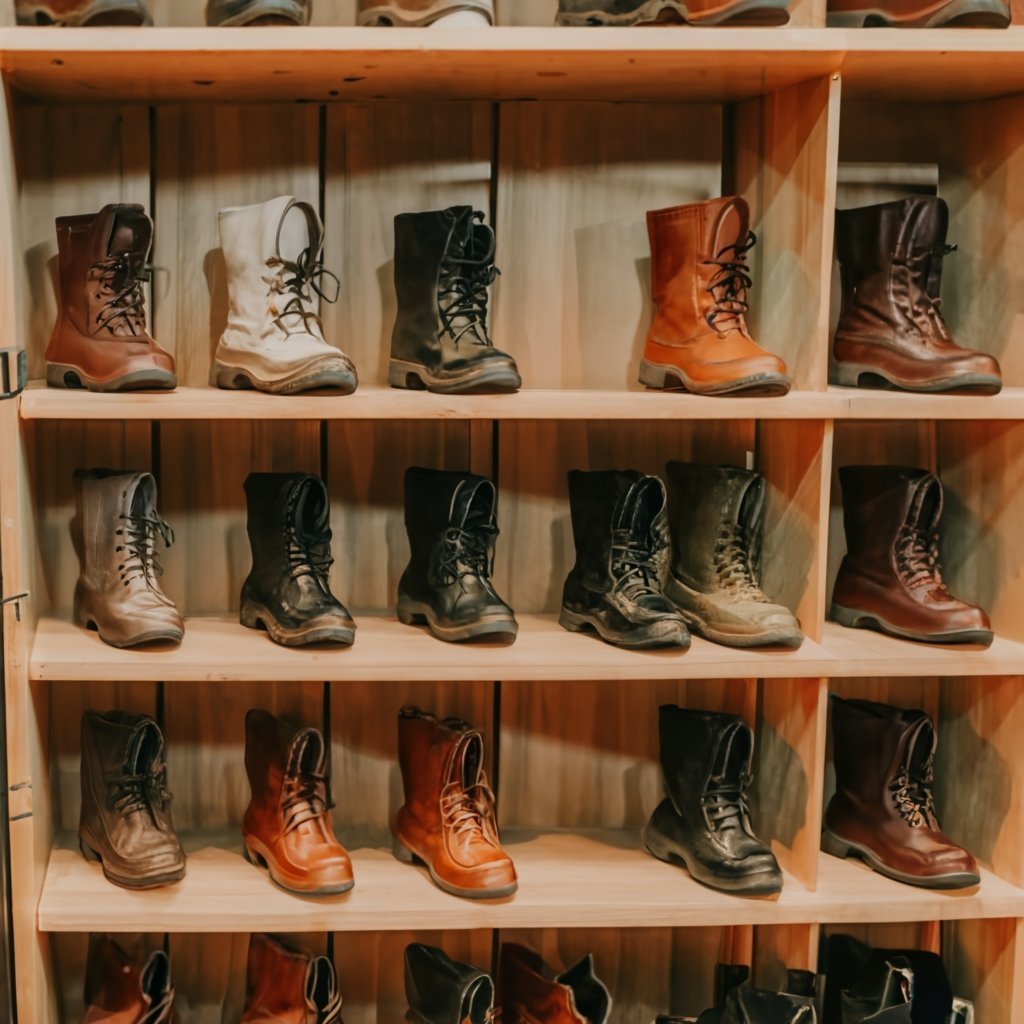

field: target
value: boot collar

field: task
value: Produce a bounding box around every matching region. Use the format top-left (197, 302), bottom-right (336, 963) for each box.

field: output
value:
top-left (500, 944), bottom-right (608, 1024)
top-left (449, 477), bottom-right (496, 531)
top-left (405, 943), bottom-right (495, 1024)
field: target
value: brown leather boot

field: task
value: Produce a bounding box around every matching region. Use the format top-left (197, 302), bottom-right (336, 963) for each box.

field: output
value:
top-left (823, 696), bottom-right (979, 890)
top-left (241, 934), bottom-right (343, 1024)
top-left (358, 0), bottom-right (494, 24)
top-left (45, 205), bottom-right (175, 392)
top-left (79, 711), bottom-right (186, 890)
top-left (242, 709), bottom-right (354, 896)
top-left (499, 944), bottom-right (611, 1024)
top-left (16, 0), bottom-right (151, 23)
top-left (556, 0), bottom-right (789, 24)
top-left (392, 706), bottom-right (517, 899)
top-left (833, 199), bottom-right (1002, 394)
top-left (831, 466), bottom-right (992, 645)
top-left (639, 197), bottom-right (790, 397)
top-left (83, 935), bottom-right (174, 1024)
top-left (826, 0), bottom-right (1008, 25)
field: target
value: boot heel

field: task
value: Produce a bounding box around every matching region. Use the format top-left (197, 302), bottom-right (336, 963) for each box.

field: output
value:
top-left (388, 360), bottom-right (428, 391)
top-left (638, 359), bottom-right (669, 389)
top-left (558, 608), bottom-right (590, 634)
top-left (821, 830), bottom-right (854, 859)
top-left (244, 844), bottom-right (266, 868)
top-left (239, 602), bottom-right (264, 631)
top-left (391, 835), bottom-right (416, 864)
top-left (830, 603), bottom-right (866, 629)
top-left (79, 837), bottom-right (101, 863)
top-left (640, 823), bottom-right (677, 865)
top-left (396, 601), bottom-right (427, 627)
top-left (833, 363), bottom-right (865, 387)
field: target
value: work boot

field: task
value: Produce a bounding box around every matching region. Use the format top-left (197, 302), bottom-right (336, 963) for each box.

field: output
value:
top-left (240, 473), bottom-right (355, 647)
top-left (78, 711), bottom-right (186, 890)
top-left (499, 944), bottom-right (611, 1024)
top-left (389, 207), bottom-right (521, 393)
top-left (695, 963), bottom-right (816, 1024)
top-left (405, 943), bottom-right (494, 1024)
top-left (358, 0), bottom-right (494, 24)
top-left (206, 0), bottom-right (311, 24)
top-left (823, 697), bottom-right (979, 890)
top-left (663, 462), bottom-right (803, 648)
top-left (833, 199), bottom-right (1002, 393)
top-left (393, 706), bottom-right (517, 898)
top-left (397, 467), bottom-right (517, 643)
top-left (16, 0), bottom-right (150, 23)
top-left (826, 0), bottom-right (1007, 24)
top-left (72, 469), bottom-right (183, 649)
top-left (214, 196), bottom-right (357, 394)
top-left (642, 705), bottom-right (783, 895)
top-left (556, 0), bottom-right (789, 24)
top-left (83, 936), bottom-right (174, 1024)
top-left (45, 205), bottom-right (175, 392)
top-left (639, 197), bottom-right (790, 396)
top-left (559, 469), bottom-right (689, 649)
top-left (243, 709), bottom-right (354, 895)
top-left (241, 934), bottom-right (343, 1024)
top-left (831, 465), bottom-right (992, 644)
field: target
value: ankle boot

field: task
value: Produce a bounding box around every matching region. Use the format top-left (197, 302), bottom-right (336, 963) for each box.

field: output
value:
top-left (393, 706), bottom-right (517, 898)
top-left (358, 0), bottom-right (494, 24)
top-left (83, 936), bottom-right (173, 1024)
top-left (241, 934), bottom-right (343, 1024)
top-left (639, 197), bottom-right (790, 396)
top-left (206, 0), bottom-right (311, 24)
top-left (833, 199), bottom-right (1001, 394)
top-left (556, 0), bottom-right (789, 24)
top-left (45, 205), bottom-right (174, 391)
top-left (559, 469), bottom-right (689, 649)
top-left (663, 462), bottom-right (803, 648)
top-left (78, 711), bottom-right (185, 889)
top-left (242, 709), bottom-right (354, 895)
top-left (389, 207), bottom-right (521, 393)
top-left (405, 943), bottom-right (494, 1024)
top-left (397, 467), bottom-right (516, 643)
top-left (16, 0), bottom-right (151, 24)
top-left (831, 466), bottom-right (992, 644)
top-left (240, 473), bottom-right (355, 647)
top-left (826, 0), bottom-right (1007, 25)
top-left (72, 469), bottom-right (183, 648)
top-left (214, 196), bottom-right (357, 394)
top-left (695, 963), bottom-right (816, 1024)
top-left (642, 705), bottom-right (782, 895)
top-left (823, 696), bottom-right (979, 890)
top-left (499, 944), bottom-right (611, 1024)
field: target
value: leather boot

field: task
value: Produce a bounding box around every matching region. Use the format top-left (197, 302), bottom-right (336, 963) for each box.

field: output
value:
top-left (240, 473), bottom-right (355, 647)
top-left (556, 0), bottom-right (789, 24)
top-left (826, 0), bottom-right (1007, 25)
top-left (695, 963), bottom-right (816, 1024)
top-left (831, 465), bottom-right (992, 644)
top-left (206, 0), bottom-right (311, 24)
top-left (663, 462), bottom-right (803, 648)
top-left (833, 199), bottom-right (1001, 393)
top-left (241, 934), bottom-right (343, 1024)
top-left (358, 0), bottom-right (494, 24)
top-left (559, 469), bottom-right (689, 649)
top-left (393, 706), bottom-right (517, 898)
top-left (242, 709), bottom-right (354, 895)
top-left (16, 0), bottom-right (150, 23)
top-left (823, 697), bottom-right (979, 890)
top-left (499, 944), bottom-right (611, 1024)
top-left (642, 705), bottom-right (783, 895)
top-left (389, 207), bottom-right (521, 393)
top-left (405, 943), bottom-right (494, 1024)
top-left (45, 205), bottom-right (174, 392)
top-left (397, 467), bottom-right (516, 643)
top-left (214, 196), bottom-right (356, 394)
top-left (72, 469), bottom-right (183, 648)
top-left (79, 711), bottom-right (185, 889)
top-left (83, 936), bottom-right (174, 1024)
top-left (639, 197), bottom-right (790, 396)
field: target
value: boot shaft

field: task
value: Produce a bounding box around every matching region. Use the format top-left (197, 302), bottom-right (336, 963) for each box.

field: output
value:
top-left (499, 944), bottom-right (610, 1024)
top-left (81, 709), bottom-right (167, 787)
top-left (243, 934), bottom-right (342, 1024)
top-left (83, 936), bottom-right (173, 1024)
top-left (244, 708), bottom-right (327, 812)
top-left (404, 943), bottom-right (494, 1024)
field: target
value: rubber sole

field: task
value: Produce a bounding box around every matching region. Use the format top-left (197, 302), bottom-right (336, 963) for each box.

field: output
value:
top-left (392, 834), bottom-right (518, 899)
top-left (557, 0), bottom-right (790, 25)
top-left (207, 0), bottom-right (311, 25)
top-left (79, 836), bottom-right (185, 890)
top-left (214, 360), bottom-right (357, 396)
top-left (357, 0), bottom-right (493, 25)
top-left (558, 607), bottom-right (691, 650)
top-left (244, 839), bottom-right (354, 896)
top-left (76, 607), bottom-right (184, 649)
top-left (47, 362), bottom-right (176, 393)
top-left (639, 357), bottom-right (791, 397)
top-left (17, 0), bottom-right (151, 24)
top-left (388, 358), bottom-right (521, 394)
top-left (240, 601), bottom-right (355, 647)
top-left (826, 0), bottom-right (1008, 25)
top-left (832, 362), bottom-right (1002, 395)
top-left (831, 602), bottom-right (993, 646)
top-left (396, 599), bottom-right (518, 643)
top-left (821, 829), bottom-right (980, 889)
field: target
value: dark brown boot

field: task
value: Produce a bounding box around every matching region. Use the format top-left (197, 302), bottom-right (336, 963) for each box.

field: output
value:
top-left (499, 944), bottom-right (611, 1024)
top-left (405, 943), bottom-right (494, 1024)
top-left (241, 934), bottom-right (343, 1024)
top-left (83, 935), bottom-right (173, 1024)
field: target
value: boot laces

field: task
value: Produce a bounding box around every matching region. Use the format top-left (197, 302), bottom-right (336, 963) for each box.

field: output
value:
top-left (90, 253), bottom-right (151, 335)
top-left (703, 231), bottom-right (755, 334)
top-left (899, 244), bottom-right (957, 336)
top-left (439, 212), bottom-right (499, 348)
top-left (115, 512), bottom-right (174, 589)
top-left (285, 487), bottom-right (334, 584)
top-left (895, 525), bottom-right (948, 593)
top-left (889, 758), bottom-right (938, 828)
top-left (703, 774), bottom-right (752, 832)
top-left (111, 772), bottom-right (150, 817)
top-left (281, 770), bottom-right (329, 832)
top-left (263, 246), bottom-right (340, 338)
top-left (437, 526), bottom-right (496, 586)
top-left (714, 523), bottom-right (767, 602)
top-left (610, 529), bottom-right (661, 601)
top-left (441, 778), bottom-right (499, 847)
top-left (146, 757), bottom-right (173, 811)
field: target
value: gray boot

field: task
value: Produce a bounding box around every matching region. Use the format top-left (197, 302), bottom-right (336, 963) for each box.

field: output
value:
top-left (205, 0), bottom-right (310, 25)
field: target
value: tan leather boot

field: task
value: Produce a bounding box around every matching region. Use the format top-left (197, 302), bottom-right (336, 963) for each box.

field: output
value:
top-left (242, 709), bottom-right (354, 896)
top-left (83, 935), bottom-right (174, 1023)
top-left (357, 0), bottom-right (494, 25)
top-left (241, 934), bottom-right (343, 1024)
top-left (639, 197), bottom-right (790, 397)
top-left (499, 944), bottom-right (611, 1024)
top-left (393, 706), bottom-right (517, 899)
top-left (556, 0), bottom-right (789, 25)
top-left (16, 0), bottom-right (151, 24)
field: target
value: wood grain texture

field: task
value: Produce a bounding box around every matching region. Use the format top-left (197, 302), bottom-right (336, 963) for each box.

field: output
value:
top-left (944, 918), bottom-right (1020, 1024)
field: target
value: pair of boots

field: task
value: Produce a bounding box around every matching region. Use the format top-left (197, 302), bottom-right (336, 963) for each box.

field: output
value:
top-left (18, 0), bottom-right (312, 24)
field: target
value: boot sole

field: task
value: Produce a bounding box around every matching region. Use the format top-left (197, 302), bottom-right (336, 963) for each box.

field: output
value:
top-left (76, 609), bottom-right (184, 649)
top-left (389, 358), bottom-right (521, 395)
top-left (214, 360), bottom-right (357, 396)
top-left (47, 362), bottom-right (176, 393)
top-left (821, 829), bottom-right (980, 889)
top-left (391, 834), bottom-right (518, 899)
top-left (244, 839), bottom-right (355, 896)
top-left (638, 358), bottom-right (791, 397)
top-left (240, 601), bottom-right (355, 647)
top-left (17, 0), bottom-right (151, 24)
top-left (557, 0), bottom-right (790, 25)
top-left (832, 362), bottom-right (1002, 395)
top-left (396, 599), bottom-right (518, 643)
top-left (357, 1), bottom-right (493, 25)
top-left (208, 0), bottom-right (310, 25)
top-left (831, 602), bottom-right (993, 646)
top-left (558, 607), bottom-right (691, 650)
top-left (79, 836), bottom-right (185, 890)
top-left (826, 0), bottom-right (1008, 25)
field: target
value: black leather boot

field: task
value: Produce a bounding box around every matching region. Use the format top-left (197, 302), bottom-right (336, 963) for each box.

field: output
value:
top-left (389, 206), bottom-right (521, 394)
top-left (559, 469), bottom-right (689, 649)
top-left (240, 473), bottom-right (355, 646)
top-left (397, 467), bottom-right (517, 643)
top-left (696, 963), bottom-right (816, 1024)
top-left (405, 943), bottom-right (494, 1024)
top-left (642, 705), bottom-right (782, 895)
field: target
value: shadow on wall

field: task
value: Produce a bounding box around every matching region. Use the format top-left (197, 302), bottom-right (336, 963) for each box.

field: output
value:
top-left (204, 246), bottom-right (228, 385)
top-left (750, 718), bottom-right (807, 854)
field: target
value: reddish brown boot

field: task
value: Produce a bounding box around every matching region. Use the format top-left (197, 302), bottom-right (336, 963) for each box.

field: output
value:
top-left (499, 944), bottom-right (611, 1024)
top-left (241, 934), bottom-right (343, 1024)
top-left (393, 706), bottom-right (517, 899)
top-left (82, 935), bottom-right (173, 1024)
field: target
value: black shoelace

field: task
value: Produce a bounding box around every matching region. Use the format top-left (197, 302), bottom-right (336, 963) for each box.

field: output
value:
top-left (438, 212), bottom-right (499, 347)
top-left (436, 525), bottom-right (496, 586)
top-left (281, 771), bottom-right (330, 833)
top-left (90, 253), bottom-right (151, 335)
top-left (111, 772), bottom-right (149, 816)
top-left (703, 774), bottom-right (753, 832)
top-left (610, 530), bottom-right (661, 601)
top-left (264, 245), bottom-right (340, 338)
top-left (703, 230), bottom-right (756, 334)
top-left (115, 512), bottom-right (174, 589)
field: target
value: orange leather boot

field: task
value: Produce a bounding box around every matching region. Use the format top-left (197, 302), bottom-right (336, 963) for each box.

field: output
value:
top-left (242, 709), bottom-right (354, 896)
top-left (639, 196), bottom-right (790, 397)
top-left (499, 944), bottom-right (611, 1024)
top-left (241, 934), bottom-right (343, 1024)
top-left (82, 935), bottom-right (174, 1024)
top-left (393, 706), bottom-right (517, 899)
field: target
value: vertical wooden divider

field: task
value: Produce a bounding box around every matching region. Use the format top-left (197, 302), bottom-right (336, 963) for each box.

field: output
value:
top-left (753, 923), bottom-right (820, 980)
top-left (944, 918), bottom-right (1023, 1024)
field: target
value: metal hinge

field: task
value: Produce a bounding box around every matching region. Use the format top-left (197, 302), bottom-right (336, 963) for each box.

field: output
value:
top-left (0, 592), bottom-right (28, 622)
top-left (0, 348), bottom-right (26, 400)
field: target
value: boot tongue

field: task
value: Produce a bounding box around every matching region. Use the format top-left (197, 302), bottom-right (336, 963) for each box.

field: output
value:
top-left (105, 205), bottom-right (150, 255)
top-left (140, 950), bottom-right (171, 1007)
top-left (450, 479), bottom-right (495, 532)
top-left (125, 719), bottom-right (160, 775)
top-left (706, 721), bottom-right (750, 832)
top-left (445, 205), bottom-right (476, 259)
top-left (906, 474), bottom-right (942, 531)
top-left (291, 476), bottom-right (329, 538)
top-left (613, 476), bottom-right (660, 539)
top-left (305, 956), bottom-right (342, 1022)
top-left (709, 198), bottom-right (748, 258)
top-left (452, 731), bottom-right (483, 790)
top-left (128, 473), bottom-right (156, 520)
top-left (556, 955), bottom-right (611, 1024)
top-left (463, 974), bottom-right (495, 1024)
top-left (288, 727), bottom-right (325, 777)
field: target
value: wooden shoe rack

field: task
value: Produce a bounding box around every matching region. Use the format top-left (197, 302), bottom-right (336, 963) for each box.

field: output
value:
top-left (3, 0), bottom-right (1024, 1019)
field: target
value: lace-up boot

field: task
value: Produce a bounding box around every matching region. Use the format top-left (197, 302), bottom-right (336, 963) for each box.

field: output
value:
top-left (559, 469), bottom-right (689, 649)
top-left (663, 462), bottom-right (803, 648)
top-left (45, 204), bottom-right (174, 392)
top-left (241, 934), bottom-right (343, 1024)
top-left (639, 197), bottom-right (790, 396)
top-left (214, 196), bottom-right (357, 394)
top-left (389, 207), bottom-right (521, 393)
top-left (642, 705), bottom-right (782, 895)
top-left (823, 697), bottom-right (978, 890)
top-left (240, 473), bottom-right (355, 647)
top-left (358, 0), bottom-right (494, 24)
top-left (78, 711), bottom-right (185, 890)
top-left (499, 944), bottom-right (611, 1024)
top-left (831, 465), bottom-right (992, 644)
top-left (243, 709), bottom-right (354, 895)
top-left (393, 706), bottom-right (517, 898)
top-left (206, 0), bottom-right (311, 25)
top-left (397, 467), bottom-right (517, 642)
top-left (834, 199), bottom-right (1002, 394)
top-left (555, 0), bottom-right (789, 24)
top-left (405, 943), bottom-right (495, 1024)
top-left (83, 936), bottom-right (174, 1024)
top-left (694, 962), bottom-right (816, 1024)
top-left (72, 469), bottom-right (183, 648)
top-left (16, 0), bottom-right (151, 24)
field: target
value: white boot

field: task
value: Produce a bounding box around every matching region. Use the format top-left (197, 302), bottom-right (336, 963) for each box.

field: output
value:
top-left (356, 0), bottom-right (495, 26)
top-left (214, 196), bottom-right (357, 395)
